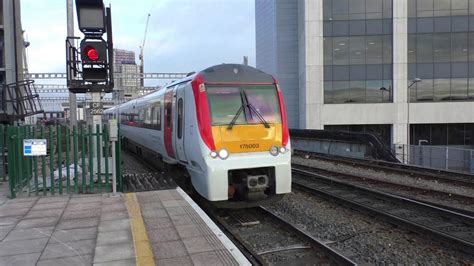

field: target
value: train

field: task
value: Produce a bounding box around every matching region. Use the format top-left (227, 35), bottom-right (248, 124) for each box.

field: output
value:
top-left (104, 64), bottom-right (291, 207)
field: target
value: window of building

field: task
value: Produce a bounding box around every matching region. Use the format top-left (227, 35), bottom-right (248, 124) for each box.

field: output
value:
top-left (410, 123), bottom-right (474, 145)
top-left (323, 0), bottom-right (393, 104)
top-left (408, 0), bottom-right (474, 102)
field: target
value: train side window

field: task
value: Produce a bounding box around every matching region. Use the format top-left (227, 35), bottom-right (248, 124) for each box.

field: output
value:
top-left (156, 102), bottom-right (162, 131)
top-left (150, 107), bottom-right (155, 127)
top-left (145, 107), bottom-right (152, 125)
top-left (177, 98), bottom-right (183, 139)
top-left (139, 110), bottom-right (145, 124)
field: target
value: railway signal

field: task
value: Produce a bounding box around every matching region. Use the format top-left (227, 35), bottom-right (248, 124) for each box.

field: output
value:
top-left (80, 37), bottom-right (108, 82)
top-left (66, 0), bottom-right (114, 93)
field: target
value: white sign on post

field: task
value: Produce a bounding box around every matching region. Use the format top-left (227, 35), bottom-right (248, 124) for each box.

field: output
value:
top-left (23, 139), bottom-right (47, 156)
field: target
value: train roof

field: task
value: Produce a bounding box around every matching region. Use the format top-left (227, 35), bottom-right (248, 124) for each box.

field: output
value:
top-left (108, 64), bottom-right (275, 112)
top-left (199, 64), bottom-right (274, 84)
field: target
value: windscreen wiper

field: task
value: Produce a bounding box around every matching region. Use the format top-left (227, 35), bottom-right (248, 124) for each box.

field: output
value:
top-left (227, 105), bottom-right (244, 130)
top-left (247, 103), bottom-right (270, 128)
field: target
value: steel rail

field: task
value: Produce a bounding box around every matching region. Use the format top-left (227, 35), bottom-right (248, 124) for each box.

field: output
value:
top-left (292, 163), bottom-right (474, 210)
top-left (295, 151), bottom-right (474, 187)
top-left (258, 206), bottom-right (356, 266)
top-left (292, 167), bottom-right (474, 255)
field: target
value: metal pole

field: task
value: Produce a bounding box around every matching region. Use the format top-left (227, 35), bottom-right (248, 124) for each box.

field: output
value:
top-left (90, 93), bottom-right (102, 181)
top-left (407, 84), bottom-right (410, 164)
top-left (111, 140), bottom-right (116, 194)
top-left (67, 0), bottom-right (77, 128)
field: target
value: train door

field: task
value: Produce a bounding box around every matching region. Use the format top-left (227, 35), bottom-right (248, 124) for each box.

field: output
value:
top-left (174, 84), bottom-right (187, 163)
top-left (164, 86), bottom-right (175, 158)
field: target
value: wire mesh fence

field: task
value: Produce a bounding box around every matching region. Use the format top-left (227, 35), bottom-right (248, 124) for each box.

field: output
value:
top-left (392, 144), bottom-right (474, 174)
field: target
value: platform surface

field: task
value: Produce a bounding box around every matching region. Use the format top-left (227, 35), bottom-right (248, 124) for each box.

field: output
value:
top-left (0, 184), bottom-right (249, 266)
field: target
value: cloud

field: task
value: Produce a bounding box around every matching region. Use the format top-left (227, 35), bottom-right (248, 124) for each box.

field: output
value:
top-left (21, 0), bottom-right (256, 76)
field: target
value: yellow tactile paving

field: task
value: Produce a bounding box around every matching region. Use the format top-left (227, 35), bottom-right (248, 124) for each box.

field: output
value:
top-left (125, 193), bottom-right (155, 266)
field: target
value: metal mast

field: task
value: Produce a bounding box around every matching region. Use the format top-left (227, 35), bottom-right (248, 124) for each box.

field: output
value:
top-left (139, 13), bottom-right (150, 87)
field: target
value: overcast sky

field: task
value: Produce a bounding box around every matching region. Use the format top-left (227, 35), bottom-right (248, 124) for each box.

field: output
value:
top-left (21, 0), bottom-right (256, 78)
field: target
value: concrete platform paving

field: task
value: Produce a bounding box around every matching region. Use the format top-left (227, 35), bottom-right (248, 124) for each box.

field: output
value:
top-left (0, 182), bottom-right (249, 266)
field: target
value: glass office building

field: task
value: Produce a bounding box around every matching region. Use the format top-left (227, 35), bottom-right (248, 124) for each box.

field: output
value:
top-left (256, 0), bottom-right (474, 148)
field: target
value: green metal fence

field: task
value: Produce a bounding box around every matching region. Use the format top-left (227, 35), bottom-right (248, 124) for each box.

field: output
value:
top-left (4, 124), bottom-right (122, 198)
top-left (0, 125), bottom-right (6, 182)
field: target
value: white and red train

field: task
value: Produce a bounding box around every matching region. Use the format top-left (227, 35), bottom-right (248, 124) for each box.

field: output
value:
top-left (105, 64), bottom-right (291, 207)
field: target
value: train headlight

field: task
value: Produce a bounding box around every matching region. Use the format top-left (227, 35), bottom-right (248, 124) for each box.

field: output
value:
top-left (210, 151), bottom-right (218, 158)
top-left (269, 146), bottom-right (279, 156)
top-left (218, 149), bottom-right (229, 160)
top-left (279, 146), bottom-right (288, 154)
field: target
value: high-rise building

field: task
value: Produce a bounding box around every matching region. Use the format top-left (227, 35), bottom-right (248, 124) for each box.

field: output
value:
top-left (1, 0), bottom-right (28, 121)
top-left (256, 0), bottom-right (474, 148)
top-left (113, 49), bottom-right (140, 102)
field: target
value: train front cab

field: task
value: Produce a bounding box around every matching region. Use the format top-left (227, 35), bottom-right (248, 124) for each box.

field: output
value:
top-left (189, 66), bottom-right (292, 207)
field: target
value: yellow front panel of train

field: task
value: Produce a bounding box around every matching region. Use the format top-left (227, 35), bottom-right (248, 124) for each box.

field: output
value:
top-left (211, 124), bottom-right (283, 153)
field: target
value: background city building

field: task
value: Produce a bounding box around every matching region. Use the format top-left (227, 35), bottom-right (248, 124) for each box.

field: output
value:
top-left (256, 0), bottom-right (474, 148)
top-left (1, 0), bottom-right (28, 121)
top-left (112, 48), bottom-right (141, 102)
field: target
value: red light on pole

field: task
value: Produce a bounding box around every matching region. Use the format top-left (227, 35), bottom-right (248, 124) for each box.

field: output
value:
top-left (84, 45), bottom-right (99, 61)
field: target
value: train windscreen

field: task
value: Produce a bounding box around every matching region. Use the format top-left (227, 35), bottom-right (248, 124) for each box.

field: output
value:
top-left (206, 85), bottom-right (281, 126)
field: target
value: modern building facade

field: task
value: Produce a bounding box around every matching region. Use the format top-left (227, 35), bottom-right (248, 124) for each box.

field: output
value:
top-left (256, 0), bottom-right (474, 148)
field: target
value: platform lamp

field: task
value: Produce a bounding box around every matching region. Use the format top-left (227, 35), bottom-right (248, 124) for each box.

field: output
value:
top-left (406, 78), bottom-right (422, 163)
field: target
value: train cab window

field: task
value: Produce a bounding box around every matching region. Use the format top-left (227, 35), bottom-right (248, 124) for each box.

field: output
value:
top-left (207, 87), bottom-right (246, 125)
top-left (243, 86), bottom-right (281, 124)
top-left (177, 99), bottom-right (183, 139)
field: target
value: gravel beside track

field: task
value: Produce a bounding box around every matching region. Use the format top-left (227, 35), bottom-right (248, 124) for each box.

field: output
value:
top-left (121, 150), bottom-right (176, 192)
top-left (122, 149), bottom-right (155, 174)
top-left (265, 191), bottom-right (474, 265)
top-left (293, 156), bottom-right (474, 212)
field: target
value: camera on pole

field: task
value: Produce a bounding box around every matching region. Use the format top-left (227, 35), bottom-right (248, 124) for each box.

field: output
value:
top-left (66, 0), bottom-right (114, 93)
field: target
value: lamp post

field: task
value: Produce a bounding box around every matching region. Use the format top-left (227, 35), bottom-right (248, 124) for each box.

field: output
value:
top-left (380, 86), bottom-right (392, 102)
top-left (406, 78), bottom-right (422, 163)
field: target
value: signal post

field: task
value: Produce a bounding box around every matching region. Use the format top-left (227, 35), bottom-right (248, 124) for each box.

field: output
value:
top-left (66, 0), bottom-right (115, 188)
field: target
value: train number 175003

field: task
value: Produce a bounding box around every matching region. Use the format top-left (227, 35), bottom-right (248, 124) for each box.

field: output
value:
top-left (239, 143), bottom-right (260, 149)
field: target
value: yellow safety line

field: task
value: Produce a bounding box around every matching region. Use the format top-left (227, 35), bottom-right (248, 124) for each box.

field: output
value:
top-left (125, 193), bottom-right (155, 266)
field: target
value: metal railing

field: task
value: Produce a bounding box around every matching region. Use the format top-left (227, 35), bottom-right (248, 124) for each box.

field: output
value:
top-left (3, 124), bottom-right (122, 198)
top-left (392, 144), bottom-right (474, 174)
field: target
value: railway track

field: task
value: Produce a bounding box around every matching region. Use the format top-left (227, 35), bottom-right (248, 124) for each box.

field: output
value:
top-left (292, 163), bottom-right (474, 215)
top-left (125, 149), bottom-right (354, 264)
top-left (295, 151), bottom-right (474, 187)
top-left (202, 204), bottom-right (356, 265)
top-left (292, 167), bottom-right (474, 255)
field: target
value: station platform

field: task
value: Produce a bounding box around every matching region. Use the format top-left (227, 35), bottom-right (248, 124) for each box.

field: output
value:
top-left (0, 186), bottom-right (250, 266)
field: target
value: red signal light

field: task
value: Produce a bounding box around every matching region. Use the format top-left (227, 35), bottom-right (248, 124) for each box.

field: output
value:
top-left (84, 45), bottom-right (99, 61)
